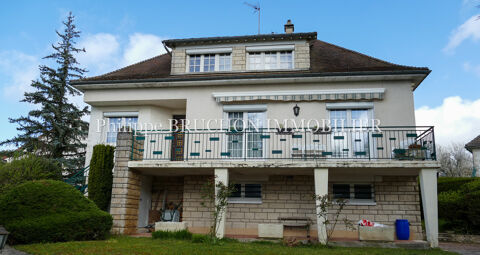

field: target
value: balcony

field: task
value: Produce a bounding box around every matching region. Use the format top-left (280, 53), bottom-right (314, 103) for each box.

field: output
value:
top-left (130, 126), bottom-right (436, 162)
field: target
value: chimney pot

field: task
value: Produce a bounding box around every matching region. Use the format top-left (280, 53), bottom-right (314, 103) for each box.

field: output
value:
top-left (284, 19), bottom-right (294, 34)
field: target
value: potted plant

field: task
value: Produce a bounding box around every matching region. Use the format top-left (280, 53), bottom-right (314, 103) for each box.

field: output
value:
top-left (276, 124), bottom-right (293, 135)
top-left (408, 143), bottom-right (422, 149)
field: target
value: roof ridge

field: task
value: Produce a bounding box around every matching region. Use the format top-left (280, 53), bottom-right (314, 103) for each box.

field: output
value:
top-left (314, 39), bottom-right (428, 70)
top-left (80, 53), bottom-right (169, 80)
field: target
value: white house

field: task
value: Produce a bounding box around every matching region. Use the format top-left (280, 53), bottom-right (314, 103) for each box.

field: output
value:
top-left (72, 21), bottom-right (439, 247)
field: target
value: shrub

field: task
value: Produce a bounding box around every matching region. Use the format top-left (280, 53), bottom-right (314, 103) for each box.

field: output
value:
top-left (152, 230), bottom-right (193, 240)
top-left (0, 180), bottom-right (112, 244)
top-left (438, 177), bottom-right (480, 234)
top-left (0, 154), bottom-right (62, 192)
top-left (88, 144), bottom-right (115, 211)
top-left (437, 177), bottom-right (476, 193)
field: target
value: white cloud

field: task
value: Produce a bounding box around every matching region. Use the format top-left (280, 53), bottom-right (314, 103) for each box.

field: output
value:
top-left (123, 33), bottom-right (167, 65)
top-left (415, 96), bottom-right (480, 146)
top-left (76, 32), bottom-right (167, 76)
top-left (463, 61), bottom-right (480, 76)
top-left (0, 50), bottom-right (39, 101)
top-left (77, 33), bottom-right (121, 75)
top-left (1, 32), bottom-right (168, 108)
top-left (444, 15), bottom-right (480, 53)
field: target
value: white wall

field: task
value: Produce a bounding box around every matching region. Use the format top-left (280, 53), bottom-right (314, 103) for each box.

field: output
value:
top-left (82, 79), bottom-right (416, 165)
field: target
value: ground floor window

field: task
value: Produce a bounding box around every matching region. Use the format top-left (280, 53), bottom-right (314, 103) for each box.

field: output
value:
top-left (332, 183), bottom-right (375, 205)
top-left (229, 183), bottom-right (262, 204)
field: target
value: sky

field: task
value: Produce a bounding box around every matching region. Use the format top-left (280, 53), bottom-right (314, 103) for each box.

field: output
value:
top-left (1, 0), bottom-right (480, 148)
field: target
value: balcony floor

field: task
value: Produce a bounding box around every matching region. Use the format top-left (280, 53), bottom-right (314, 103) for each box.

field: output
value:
top-left (128, 159), bottom-right (440, 176)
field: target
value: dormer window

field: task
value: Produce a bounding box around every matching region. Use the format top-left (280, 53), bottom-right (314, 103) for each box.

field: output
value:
top-left (187, 50), bottom-right (232, 73)
top-left (247, 50), bottom-right (294, 70)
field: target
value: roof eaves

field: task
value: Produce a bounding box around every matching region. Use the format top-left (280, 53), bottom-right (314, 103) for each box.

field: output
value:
top-left (163, 32), bottom-right (317, 47)
top-left (71, 69), bottom-right (430, 86)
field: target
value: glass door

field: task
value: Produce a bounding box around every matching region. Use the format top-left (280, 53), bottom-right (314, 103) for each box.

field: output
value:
top-left (227, 111), bottom-right (265, 159)
top-left (246, 112), bottom-right (265, 158)
top-left (329, 109), bottom-right (372, 158)
top-left (351, 110), bottom-right (370, 157)
top-left (227, 112), bottom-right (244, 158)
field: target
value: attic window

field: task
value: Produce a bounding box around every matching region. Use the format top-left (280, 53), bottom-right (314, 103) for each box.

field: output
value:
top-left (247, 51), bottom-right (293, 70)
top-left (187, 53), bottom-right (232, 73)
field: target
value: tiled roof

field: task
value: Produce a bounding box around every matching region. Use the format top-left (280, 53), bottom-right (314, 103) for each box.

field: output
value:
top-left (73, 39), bottom-right (429, 84)
top-left (466, 135), bottom-right (480, 152)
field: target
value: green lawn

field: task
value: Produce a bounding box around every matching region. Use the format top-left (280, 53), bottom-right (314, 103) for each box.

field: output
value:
top-left (15, 236), bottom-right (456, 255)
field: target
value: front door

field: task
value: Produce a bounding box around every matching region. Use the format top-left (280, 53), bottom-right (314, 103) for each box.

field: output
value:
top-left (171, 115), bottom-right (186, 161)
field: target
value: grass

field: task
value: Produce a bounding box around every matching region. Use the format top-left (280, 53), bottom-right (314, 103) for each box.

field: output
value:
top-left (14, 236), bottom-right (457, 255)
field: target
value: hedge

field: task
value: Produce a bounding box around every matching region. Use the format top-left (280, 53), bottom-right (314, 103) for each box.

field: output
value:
top-left (0, 154), bottom-right (62, 192)
top-left (88, 144), bottom-right (115, 211)
top-left (152, 230), bottom-right (193, 240)
top-left (0, 180), bottom-right (112, 244)
top-left (438, 177), bottom-right (480, 234)
top-left (437, 177), bottom-right (476, 193)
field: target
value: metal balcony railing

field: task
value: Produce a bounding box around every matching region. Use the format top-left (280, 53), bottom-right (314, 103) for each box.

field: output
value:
top-left (131, 126), bottom-right (436, 161)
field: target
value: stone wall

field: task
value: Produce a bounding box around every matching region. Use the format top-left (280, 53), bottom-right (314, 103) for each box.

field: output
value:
top-left (182, 175), bottom-right (213, 234)
top-left (171, 49), bottom-right (186, 74)
top-left (232, 46), bottom-right (246, 71)
top-left (110, 131), bottom-right (142, 234)
top-left (294, 42), bottom-right (310, 70)
top-left (180, 174), bottom-right (423, 240)
top-left (227, 175), bottom-right (316, 237)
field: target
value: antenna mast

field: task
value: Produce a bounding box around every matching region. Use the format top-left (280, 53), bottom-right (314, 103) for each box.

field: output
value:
top-left (244, 2), bottom-right (260, 34)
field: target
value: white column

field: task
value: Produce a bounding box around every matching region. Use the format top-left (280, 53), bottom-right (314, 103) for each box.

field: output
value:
top-left (214, 168), bottom-right (229, 239)
top-left (419, 169), bottom-right (439, 248)
top-left (314, 168), bottom-right (329, 244)
top-left (473, 149), bottom-right (480, 177)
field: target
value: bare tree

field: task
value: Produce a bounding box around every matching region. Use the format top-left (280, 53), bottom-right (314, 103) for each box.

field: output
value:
top-left (437, 143), bottom-right (473, 177)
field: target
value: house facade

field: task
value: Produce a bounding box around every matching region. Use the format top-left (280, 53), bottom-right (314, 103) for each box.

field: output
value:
top-left (72, 22), bottom-right (439, 247)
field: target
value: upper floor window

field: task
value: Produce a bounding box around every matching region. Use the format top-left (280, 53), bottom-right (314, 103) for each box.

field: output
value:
top-left (247, 51), bottom-right (293, 70)
top-left (106, 116), bottom-right (138, 144)
top-left (187, 53), bottom-right (232, 73)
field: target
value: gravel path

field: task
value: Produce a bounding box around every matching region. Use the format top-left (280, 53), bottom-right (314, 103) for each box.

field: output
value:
top-left (2, 245), bottom-right (30, 255)
top-left (440, 242), bottom-right (480, 255)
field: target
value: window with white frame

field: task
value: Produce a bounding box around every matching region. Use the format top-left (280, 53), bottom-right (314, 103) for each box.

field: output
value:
top-left (106, 116), bottom-right (138, 144)
top-left (225, 111), bottom-right (265, 159)
top-left (219, 53), bottom-right (231, 71)
top-left (229, 183), bottom-right (262, 203)
top-left (332, 183), bottom-right (375, 204)
top-left (247, 51), bottom-right (293, 70)
top-left (187, 53), bottom-right (231, 72)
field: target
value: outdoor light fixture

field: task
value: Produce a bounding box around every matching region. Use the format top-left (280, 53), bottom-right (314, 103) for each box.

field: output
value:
top-left (0, 226), bottom-right (9, 253)
top-left (293, 104), bottom-right (300, 117)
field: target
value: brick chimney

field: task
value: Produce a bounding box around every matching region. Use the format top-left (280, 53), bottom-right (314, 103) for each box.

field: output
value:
top-left (284, 19), bottom-right (294, 34)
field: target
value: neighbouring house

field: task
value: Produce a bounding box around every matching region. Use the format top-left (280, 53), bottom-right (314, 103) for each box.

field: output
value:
top-left (72, 21), bottom-right (440, 247)
top-left (466, 135), bottom-right (480, 177)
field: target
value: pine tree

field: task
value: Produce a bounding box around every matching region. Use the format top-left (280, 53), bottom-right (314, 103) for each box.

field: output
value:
top-left (1, 12), bottom-right (89, 171)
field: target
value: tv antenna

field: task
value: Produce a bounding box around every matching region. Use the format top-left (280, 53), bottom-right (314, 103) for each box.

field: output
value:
top-left (244, 2), bottom-right (260, 34)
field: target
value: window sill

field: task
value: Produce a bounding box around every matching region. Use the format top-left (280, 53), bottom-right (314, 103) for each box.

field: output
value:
top-left (345, 200), bottom-right (376, 206)
top-left (228, 198), bottom-right (262, 204)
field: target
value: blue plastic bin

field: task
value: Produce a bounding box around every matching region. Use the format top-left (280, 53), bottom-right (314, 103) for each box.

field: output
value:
top-left (395, 219), bottom-right (410, 240)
